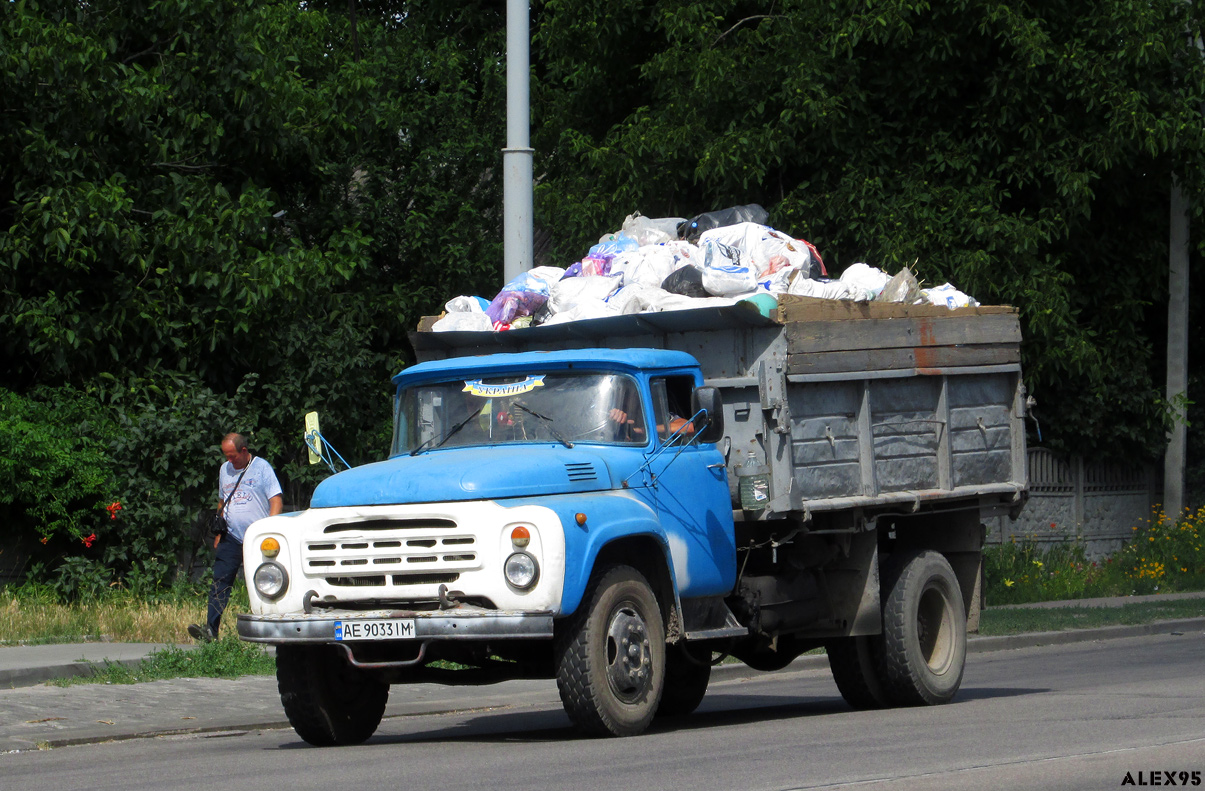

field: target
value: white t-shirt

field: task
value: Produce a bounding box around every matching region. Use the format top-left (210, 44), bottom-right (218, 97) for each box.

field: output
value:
top-left (218, 455), bottom-right (282, 543)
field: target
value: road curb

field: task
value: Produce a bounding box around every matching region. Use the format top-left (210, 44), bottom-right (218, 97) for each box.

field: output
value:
top-left (966, 617), bottom-right (1205, 653)
top-left (0, 657), bottom-right (150, 691)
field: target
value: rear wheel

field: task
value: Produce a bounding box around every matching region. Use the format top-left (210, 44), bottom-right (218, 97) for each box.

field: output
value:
top-left (555, 565), bottom-right (666, 736)
top-left (879, 550), bottom-right (967, 706)
top-left (656, 644), bottom-right (711, 717)
top-left (825, 635), bottom-right (888, 710)
top-left (276, 644), bottom-right (389, 746)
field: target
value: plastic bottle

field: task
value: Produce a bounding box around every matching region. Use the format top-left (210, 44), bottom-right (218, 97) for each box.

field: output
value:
top-left (737, 451), bottom-right (770, 511)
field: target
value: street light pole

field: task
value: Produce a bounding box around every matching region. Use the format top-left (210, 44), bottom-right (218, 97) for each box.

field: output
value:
top-left (503, 0), bottom-right (534, 284)
top-left (1164, 26), bottom-right (1203, 519)
top-left (1165, 176), bottom-right (1190, 519)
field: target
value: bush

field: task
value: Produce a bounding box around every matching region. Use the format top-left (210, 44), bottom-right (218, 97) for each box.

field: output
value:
top-left (984, 506), bottom-right (1205, 604)
top-left (1113, 506), bottom-right (1205, 594)
top-left (0, 386), bottom-right (118, 544)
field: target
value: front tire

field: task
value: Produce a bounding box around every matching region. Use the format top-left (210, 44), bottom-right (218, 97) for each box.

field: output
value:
top-left (555, 565), bottom-right (666, 736)
top-left (276, 644), bottom-right (389, 746)
top-left (879, 550), bottom-right (967, 706)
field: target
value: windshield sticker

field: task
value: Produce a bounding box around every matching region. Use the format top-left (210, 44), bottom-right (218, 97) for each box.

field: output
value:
top-left (462, 376), bottom-right (545, 398)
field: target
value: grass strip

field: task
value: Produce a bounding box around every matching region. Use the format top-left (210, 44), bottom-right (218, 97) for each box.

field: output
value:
top-left (978, 597), bottom-right (1205, 636)
top-left (49, 635), bottom-right (276, 686)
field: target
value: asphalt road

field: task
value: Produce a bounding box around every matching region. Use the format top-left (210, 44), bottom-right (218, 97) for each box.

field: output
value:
top-left (2, 631), bottom-right (1202, 791)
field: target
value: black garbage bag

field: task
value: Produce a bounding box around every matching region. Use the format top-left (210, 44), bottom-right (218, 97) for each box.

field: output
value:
top-left (661, 265), bottom-right (709, 298)
top-left (678, 204), bottom-right (769, 243)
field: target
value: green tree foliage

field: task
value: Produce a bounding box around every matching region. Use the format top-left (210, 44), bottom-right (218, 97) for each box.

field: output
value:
top-left (1, 0), bottom-right (507, 591)
top-left (0, 387), bottom-right (116, 543)
top-left (533, 0), bottom-right (1205, 461)
top-left (3, 0), bottom-right (1205, 592)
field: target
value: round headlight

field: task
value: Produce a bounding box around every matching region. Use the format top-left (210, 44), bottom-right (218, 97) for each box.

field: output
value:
top-left (503, 552), bottom-right (539, 590)
top-left (260, 537), bottom-right (280, 558)
top-left (253, 561), bottom-right (289, 600)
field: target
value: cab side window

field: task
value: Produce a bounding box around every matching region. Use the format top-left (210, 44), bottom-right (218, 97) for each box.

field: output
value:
top-left (649, 376), bottom-right (697, 442)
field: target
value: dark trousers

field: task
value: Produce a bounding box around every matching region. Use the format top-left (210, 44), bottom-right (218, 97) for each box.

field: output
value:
top-left (206, 535), bottom-right (243, 635)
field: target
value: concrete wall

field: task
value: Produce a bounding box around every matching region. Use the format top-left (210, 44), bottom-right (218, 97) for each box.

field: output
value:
top-left (987, 448), bottom-right (1158, 558)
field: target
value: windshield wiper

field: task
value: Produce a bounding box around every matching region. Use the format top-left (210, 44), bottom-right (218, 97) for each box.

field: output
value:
top-left (410, 405), bottom-right (484, 456)
top-left (513, 403), bottom-right (574, 449)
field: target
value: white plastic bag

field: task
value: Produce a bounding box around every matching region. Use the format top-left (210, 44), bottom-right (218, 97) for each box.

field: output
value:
top-left (702, 264), bottom-right (759, 297)
top-left (787, 277), bottom-right (858, 300)
top-left (610, 245), bottom-right (680, 288)
top-left (540, 299), bottom-right (622, 325)
top-left (698, 230), bottom-right (757, 297)
top-left (922, 283), bottom-right (979, 309)
top-left (698, 222), bottom-right (813, 279)
top-left (838, 263), bottom-right (890, 300)
top-left (547, 274), bottom-right (623, 315)
top-left (653, 293), bottom-right (741, 312)
top-left (761, 263), bottom-right (804, 294)
top-left (432, 312), bottom-right (492, 332)
top-left (607, 283), bottom-right (672, 315)
top-left (621, 213), bottom-right (685, 246)
top-left (444, 295), bottom-right (487, 313)
top-left (662, 240), bottom-right (702, 268)
top-left (526, 266), bottom-right (568, 288)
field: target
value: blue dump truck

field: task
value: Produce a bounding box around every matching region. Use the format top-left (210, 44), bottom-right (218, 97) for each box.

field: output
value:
top-left (237, 295), bottom-right (1028, 744)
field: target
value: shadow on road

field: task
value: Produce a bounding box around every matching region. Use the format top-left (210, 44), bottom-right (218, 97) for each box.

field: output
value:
top-left (267, 684), bottom-right (1050, 751)
top-left (953, 686), bottom-right (1049, 702)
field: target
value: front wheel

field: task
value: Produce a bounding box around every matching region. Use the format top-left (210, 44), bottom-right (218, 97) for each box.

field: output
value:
top-left (555, 565), bottom-right (666, 736)
top-left (879, 550), bottom-right (967, 706)
top-left (276, 644), bottom-right (389, 746)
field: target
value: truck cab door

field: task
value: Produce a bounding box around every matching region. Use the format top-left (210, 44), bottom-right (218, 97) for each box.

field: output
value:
top-left (641, 375), bottom-right (736, 597)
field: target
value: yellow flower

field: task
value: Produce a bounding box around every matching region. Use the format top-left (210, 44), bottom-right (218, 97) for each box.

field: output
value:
top-left (1004, 579), bottom-right (1015, 588)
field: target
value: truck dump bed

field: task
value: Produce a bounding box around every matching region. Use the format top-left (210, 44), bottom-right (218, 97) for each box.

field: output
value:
top-left (411, 295), bottom-right (1027, 518)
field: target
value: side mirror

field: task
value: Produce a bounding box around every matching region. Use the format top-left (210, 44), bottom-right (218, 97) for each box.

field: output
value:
top-left (691, 387), bottom-right (725, 444)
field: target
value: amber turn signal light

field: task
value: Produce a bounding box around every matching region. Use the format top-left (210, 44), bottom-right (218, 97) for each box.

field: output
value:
top-left (260, 537), bottom-right (281, 558)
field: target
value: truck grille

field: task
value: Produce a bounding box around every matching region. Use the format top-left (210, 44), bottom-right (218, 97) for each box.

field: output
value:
top-left (305, 518), bottom-right (480, 588)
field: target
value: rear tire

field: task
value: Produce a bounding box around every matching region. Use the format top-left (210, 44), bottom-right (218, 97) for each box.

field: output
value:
top-left (276, 644), bottom-right (389, 746)
top-left (879, 550), bottom-right (967, 706)
top-left (656, 644), bottom-right (711, 717)
top-left (555, 565), bottom-right (666, 736)
top-left (825, 635), bottom-right (888, 710)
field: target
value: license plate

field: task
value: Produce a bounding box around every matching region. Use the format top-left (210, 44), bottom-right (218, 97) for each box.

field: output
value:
top-left (334, 618), bottom-right (416, 641)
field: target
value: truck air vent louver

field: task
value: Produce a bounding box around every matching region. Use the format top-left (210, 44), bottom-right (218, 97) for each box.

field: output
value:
top-left (323, 518), bottom-right (457, 533)
top-left (564, 462), bottom-right (599, 482)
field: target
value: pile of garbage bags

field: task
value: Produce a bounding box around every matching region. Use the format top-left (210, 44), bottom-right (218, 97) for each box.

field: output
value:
top-left (432, 205), bottom-right (979, 332)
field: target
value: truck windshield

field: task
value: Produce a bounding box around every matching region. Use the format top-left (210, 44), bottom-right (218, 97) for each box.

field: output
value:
top-left (392, 371), bottom-right (647, 455)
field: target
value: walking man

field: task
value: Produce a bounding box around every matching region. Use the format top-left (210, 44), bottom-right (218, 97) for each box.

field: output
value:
top-left (189, 432), bottom-right (282, 642)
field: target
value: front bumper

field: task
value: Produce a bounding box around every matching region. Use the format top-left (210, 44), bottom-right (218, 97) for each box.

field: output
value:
top-left (237, 609), bottom-right (554, 644)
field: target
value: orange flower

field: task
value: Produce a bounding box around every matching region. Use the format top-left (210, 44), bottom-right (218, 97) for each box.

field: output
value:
top-left (105, 502), bottom-right (122, 520)
top-left (39, 536), bottom-right (49, 545)
top-left (82, 533), bottom-right (97, 548)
